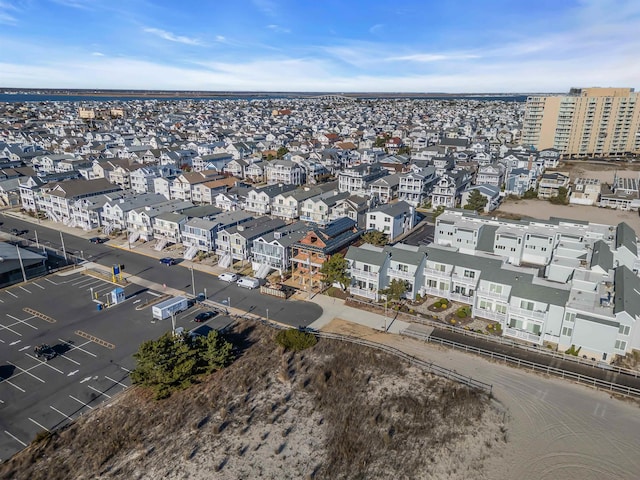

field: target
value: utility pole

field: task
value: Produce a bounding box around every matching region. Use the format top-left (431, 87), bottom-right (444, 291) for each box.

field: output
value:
top-left (16, 245), bottom-right (27, 283)
top-left (266, 308), bottom-right (269, 322)
top-left (307, 255), bottom-right (312, 299)
top-left (35, 230), bottom-right (39, 249)
top-left (60, 232), bottom-right (67, 261)
top-left (190, 266), bottom-right (196, 298)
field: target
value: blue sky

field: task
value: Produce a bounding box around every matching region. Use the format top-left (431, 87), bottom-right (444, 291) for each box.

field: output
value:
top-left (0, 0), bottom-right (639, 92)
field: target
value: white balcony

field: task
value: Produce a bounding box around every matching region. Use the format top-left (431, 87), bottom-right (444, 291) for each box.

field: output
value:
top-left (351, 267), bottom-right (379, 280)
top-left (424, 267), bottom-right (450, 279)
top-left (474, 308), bottom-right (507, 322)
top-left (350, 286), bottom-right (378, 300)
top-left (476, 289), bottom-right (509, 301)
top-left (451, 273), bottom-right (479, 286)
top-left (508, 306), bottom-right (547, 321)
top-left (388, 269), bottom-right (416, 281)
top-left (449, 292), bottom-right (474, 304)
top-left (423, 286), bottom-right (449, 296)
top-left (505, 327), bottom-right (543, 345)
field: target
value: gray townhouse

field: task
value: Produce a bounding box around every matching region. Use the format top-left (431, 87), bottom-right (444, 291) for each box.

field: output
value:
top-left (181, 210), bottom-right (253, 260)
top-left (369, 173), bottom-right (400, 204)
top-left (244, 183), bottom-right (298, 216)
top-left (365, 201), bottom-right (417, 242)
top-left (251, 221), bottom-right (308, 278)
top-left (216, 217), bottom-right (285, 269)
top-left (397, 166), bottom-right (436, 207)
top-left (338, 163), bottom-right (387, 196)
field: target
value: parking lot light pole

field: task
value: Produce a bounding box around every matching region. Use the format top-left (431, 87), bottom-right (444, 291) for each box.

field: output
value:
top-left (16, 245), bottom-right (27, 283)
top-left (60, 232), bottom-right (67, 261)
top-left (266, 308), bottom-right (269, 322)
top-left (190, 266), bottom-right (196, 298)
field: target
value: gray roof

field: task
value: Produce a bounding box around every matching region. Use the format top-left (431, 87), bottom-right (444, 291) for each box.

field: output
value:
top-left (615, 222), bottom-right (637, 256)
top-left (369, 201), bottom-right (413, 218)
top-left (155, 211), bottom-right (188, 223)
top-left (476, 225), bottom-right (497, 252)
top-left (346, 245), bottom-right (388, 267)
top-left (614, 266), bottom-right (640, 317)
top-left (590, 240), bottom-right (613, 271)
top-left (383, 243), bottom-right (426, 266)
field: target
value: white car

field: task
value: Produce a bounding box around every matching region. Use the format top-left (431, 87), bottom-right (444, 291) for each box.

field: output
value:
top-left (218, 272), bottom-right (238, 283)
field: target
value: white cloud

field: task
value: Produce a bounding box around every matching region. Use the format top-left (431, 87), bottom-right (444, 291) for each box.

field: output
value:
top-left (266, 24), bottom-right (290, 34)
top-left (387, 53), bottom-right (481, 62)
top-left (143, 27), bottom-right (205, 46)
top-left (369, 24), bottom-right (384, 34)
top-left (253, 0), bottom-right (277, 17)
top-left (91, 51), bottom-right (104, 56)
top-left (50, 0), bottom-right (95, 10)
top-left (0, 0), bottom-right (18, 25)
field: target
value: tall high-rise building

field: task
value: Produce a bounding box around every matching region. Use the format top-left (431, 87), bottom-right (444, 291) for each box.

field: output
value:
top-left (522, 87), bottom-right (640, 157)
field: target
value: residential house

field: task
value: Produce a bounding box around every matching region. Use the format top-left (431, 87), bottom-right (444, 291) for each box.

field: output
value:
top-left (152, 211), bottom-right (189, 250)
top-left (430, 170), bottom-right (473, 208)
top-left (328, 195), bottom-right (369, 228)
top-left (475, 163), bottom-right (505, 188)
top-left (291, 217), bottom-right (363, 292)
top-left (216, 217), bottom-right (285, 269)
top-left (251, 221), bottom-right (308, 278)
top-left (244, 183), bottom-right (297, 216)
top-left (537, 172), bottom-right (570, 199)
top-left (369, 173), bottom-right (400, 204)
top-left (265, 159), bottom-right (305, 185)
top-left (127, 200), bottom-right (193, 243)
top-left (365, 201), bottom-right (417, 242)
top-left (300, 189), bottom-right (350, 226)
top-left (504, 168), bottom-right (536, 197)
top-left (338, 163), bottom-right (387, 196)
top-left (397, 167), bottom-right (436, 207)
top-left (461, 185), bottom-right (502, 212)
top-left (570, 178), bottom-right (601, 206)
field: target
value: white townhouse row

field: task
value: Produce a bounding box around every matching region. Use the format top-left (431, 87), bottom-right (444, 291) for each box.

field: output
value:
top-left (346, 241), bottom-right (640, 363)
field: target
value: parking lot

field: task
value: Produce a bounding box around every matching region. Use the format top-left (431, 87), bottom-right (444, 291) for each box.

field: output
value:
top-left (0, 269), bottom-right (212, 461)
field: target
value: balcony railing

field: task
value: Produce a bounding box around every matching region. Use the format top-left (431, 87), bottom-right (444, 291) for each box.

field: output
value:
top-left (476, 289), bottom-right (509, 301)
top-left (350, 286), bottom-right (378, 300)
top-left (422, 286), bottom-right (449, 297)
top-left (449, 292), bottom-right (474, 304)
top-left (474, 308), bottom-right (507, 322)
top-left (388, 269), bottom-right (415, 280)
top-left (350, 267), bottom-right (379, 279)
top-left (508, 306), bottom-right (547, 321)
top-left (424, 267), bottom-right (450, 279)
top-left (505, 327), bottom-right (542, 345)
top-left (451, 273), bottom-right (479, 285)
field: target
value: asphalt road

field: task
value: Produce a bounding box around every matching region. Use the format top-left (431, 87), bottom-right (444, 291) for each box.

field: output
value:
top-left (0, 215), bottom-right (322, 328)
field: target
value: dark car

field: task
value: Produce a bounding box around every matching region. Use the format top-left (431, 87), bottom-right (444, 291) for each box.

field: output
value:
top-left (194, 311), bottom-right (216, 322)
top-left (159, 257), bottom-right (176, 266)
top-left (10, 228), bottom-right (27, 236)
top-left (34, 344), bottom-right (57, 361)
top-left (89, 237), bottom-right (107, 244)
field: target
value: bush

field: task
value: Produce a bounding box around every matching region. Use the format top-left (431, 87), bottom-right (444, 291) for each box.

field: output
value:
top-left (456, 306), bottom-right (471, 318)
top-left (433, 301), bottom-right (442, 308)
top-left (276, 329), bottom-right (317, 352)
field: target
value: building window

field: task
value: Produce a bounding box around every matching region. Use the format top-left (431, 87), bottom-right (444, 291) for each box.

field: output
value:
top-left (618, 325), bottom-right (630, 336)
top-left (614, 340), bottom-right (627, 351)
top-left (463, 269), bottom-right (475, 278)
top-left (520, 300), bottom-right (534, 311)
top-left (564, 312), bottom-right (576, 323)
top-left (562, 326), bottom-right (573, 336)
top-left (489, 284), bottom-right (502, 294)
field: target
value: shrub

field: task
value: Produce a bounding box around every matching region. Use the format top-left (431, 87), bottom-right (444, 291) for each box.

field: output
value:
top-left (456, 306), bottom-right (471, 318)
top-left (276, 329), bottom-right (317, 352)
top-left (433, 301), bottom-right (442, 308)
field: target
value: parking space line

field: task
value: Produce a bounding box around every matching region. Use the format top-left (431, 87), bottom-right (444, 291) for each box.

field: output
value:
top-left (7, 362), bottom-right (45, 383)
top-left (5, 291), bottom-right (18, 298)
top-left (0, 379), bottom-right (25, 392)
top-left (58, 338), bottom-right (98, 357)
top-left (69, 395), bottom-right (94, 410)
top-left (19, 286), bottom-right (32, 294)
top-left (28, 418), bottom-right (49, 432)
top-left (6, 314), bottom-right (38, 330)
top-left (22, 308), bottom-right (56, 324)
top-left (73, 278), bottom-right (101, 287)
top-left (88, 385), bottom-right (112, 399)
top-left (25, 354), bottom-right (65, 373)
top-left (0, 324), bottom-right (22, 337)
top-left (57, 354), bottom-right (81, 366)
top-left (44, 278), bottom-right (58, 285)
top-left (105, 376), bottom-right (128, 388)
top-left (32, 283), bottom-right (45, 290)
top-left (3, 431), bottom-right (27, 448)
top-left (50, 405), bottom-right (73, 421)
top-left (74, 331), bottom-right (115, 350)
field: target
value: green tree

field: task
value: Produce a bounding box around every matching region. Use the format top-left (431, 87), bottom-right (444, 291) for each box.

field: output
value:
top-left (320, 253), bottom-right (350, 291)
top-left (276, 147), bottom-right (289, 159)
top-left (432, 205), bottom-right (445, 222)
top-left (380, 279), bottom-right (410, 303)
top-left (463, 189), bottom-right (488, 212)
top-left (131, 331), bottom-right (234, 399)
top-left (549, 186), bottom-right (569, 205)
top-left (361, 230), bottom-right (388, 246)
top-left (275, 329), bottom-right (317, 351)
top-left (397, 146), bottom-right (411, 156)
top-left (522, 188), bottom-right (538, 199)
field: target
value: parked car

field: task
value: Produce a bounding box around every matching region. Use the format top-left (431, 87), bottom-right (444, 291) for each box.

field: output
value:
top-left (159, 257), bottom-right (176, 266)
top-left (218, 272), bottom-right (238, 283)
top-left (34, 344), bottom-right (57, 361)
top-left (194, 311), bottom-right (216, 322)
top-left (89, 237), bottom-right (107, 244)
top-left (10, 228), bottom-right (27, 236)
top-left (237, 276), bottom-right (260, 289)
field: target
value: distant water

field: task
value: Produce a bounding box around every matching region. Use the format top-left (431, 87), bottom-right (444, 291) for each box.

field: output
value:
top-left (0, 93), bottom-right (528, 103)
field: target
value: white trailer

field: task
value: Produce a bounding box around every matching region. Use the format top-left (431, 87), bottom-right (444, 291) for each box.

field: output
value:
top-left (152, 296), bottom-right (189, 321)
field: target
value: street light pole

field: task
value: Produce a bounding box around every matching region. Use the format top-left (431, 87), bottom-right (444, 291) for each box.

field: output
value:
top-left (35, 230), bottom-right (39, 249)
top-left (190, 266), bottom-right (196, 298)
top-left (60, 232), bottom-right (67, 261)
top-left (16, 245), bottom-right (27, 284)
top-left (266, 308), bottom-right (269, 322)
